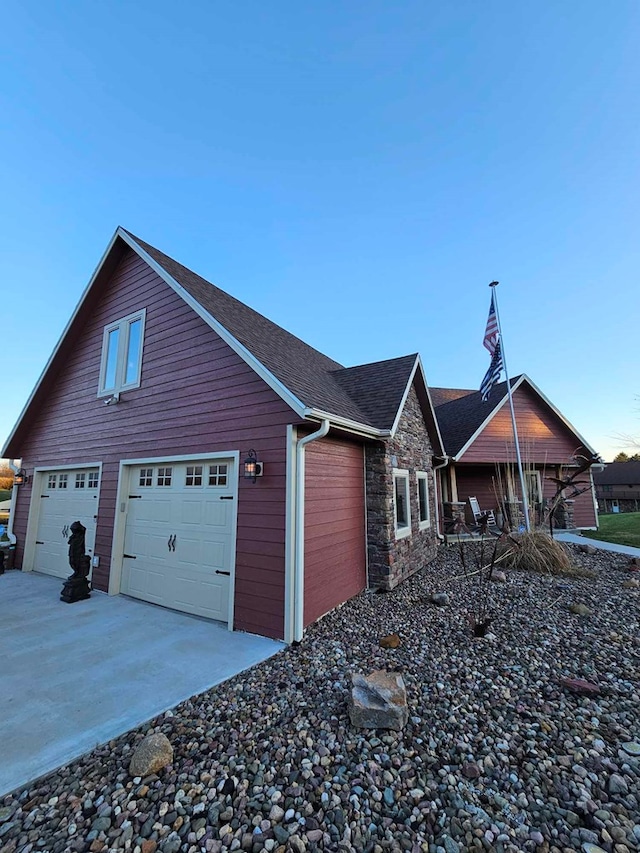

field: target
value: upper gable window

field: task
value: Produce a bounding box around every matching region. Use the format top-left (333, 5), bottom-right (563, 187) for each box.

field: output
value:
top-left (98, 310), bottom-right (146, 396)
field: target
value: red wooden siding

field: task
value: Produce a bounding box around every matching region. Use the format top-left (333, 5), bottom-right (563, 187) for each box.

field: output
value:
top-left (303, 437), bottom-right (366, 626)
top-left (12, 248), bottom-right (298, 639)
top-left (462, 385), bottom-right (591, 465)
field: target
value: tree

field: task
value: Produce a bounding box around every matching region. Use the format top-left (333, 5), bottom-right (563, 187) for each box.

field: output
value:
top-left (0, 464), bottom-right (14, 491)
top-left (614, 452), bottom-right (630, 462)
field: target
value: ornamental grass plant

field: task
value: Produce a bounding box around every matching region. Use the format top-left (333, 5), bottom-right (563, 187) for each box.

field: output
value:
top-left (496, 530), bottom-right (595, 578)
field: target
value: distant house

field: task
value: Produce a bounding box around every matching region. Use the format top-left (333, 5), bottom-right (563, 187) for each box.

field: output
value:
top-left (430, 377), bottom-right (600, 531)
top-left (3, 228), bottom-right (443, 642)
top-left (593, 461), bottom-right (640, 513)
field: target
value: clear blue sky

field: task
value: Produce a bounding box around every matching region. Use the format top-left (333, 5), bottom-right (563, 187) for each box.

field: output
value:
top-left (2, 1), bottom-right (638, 461)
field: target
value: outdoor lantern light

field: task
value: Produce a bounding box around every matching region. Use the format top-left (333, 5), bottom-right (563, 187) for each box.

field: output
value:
top-left (14, 468), bottom-right (28, 486)
top-left (243, 449), bottom-right (263, 483)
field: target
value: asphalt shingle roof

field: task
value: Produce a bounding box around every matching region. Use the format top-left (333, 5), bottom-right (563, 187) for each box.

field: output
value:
top-left (593, 461), bottom-right (640, 485)
top-left (128, 232), bottom-right (418, 433)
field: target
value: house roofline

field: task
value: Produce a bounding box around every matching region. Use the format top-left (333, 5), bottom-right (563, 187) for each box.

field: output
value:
top-left (3, 228), bottom-right (410, 455)
top-left (119, 230), bottom-right (310, 420)
top-left (453, 374), bottom-right (599, 462)
top-left (388, 355), bottom-right (445, 455)
top-left (304, 409), bottom-right (391, 439)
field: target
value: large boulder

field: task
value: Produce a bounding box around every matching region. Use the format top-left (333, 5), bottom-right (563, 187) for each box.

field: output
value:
top-left (348, 670), bottom-right (408, 730)
top-left (129, 732), bottom-right (173, 777)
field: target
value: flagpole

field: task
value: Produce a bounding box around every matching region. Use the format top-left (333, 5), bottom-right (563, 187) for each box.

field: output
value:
top-left (489, 281), bottom-right (531, 532)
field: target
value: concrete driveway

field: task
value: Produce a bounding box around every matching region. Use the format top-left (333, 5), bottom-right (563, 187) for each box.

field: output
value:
top-left (0, 571), bottom-right (284, 797)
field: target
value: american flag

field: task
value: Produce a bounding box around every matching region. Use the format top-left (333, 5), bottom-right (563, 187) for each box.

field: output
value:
top-left (480, 339), bottom-right (503, 402)
top-left (483, 292), bottom-right (499, 355)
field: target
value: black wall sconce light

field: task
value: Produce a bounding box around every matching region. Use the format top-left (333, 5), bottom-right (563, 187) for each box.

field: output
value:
top-left (243, 449), bottom-right (263, 483)
top-left (14, 468), bottom-right (28, 486)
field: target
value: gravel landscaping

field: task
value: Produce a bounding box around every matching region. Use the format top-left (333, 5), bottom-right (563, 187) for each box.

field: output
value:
top-left (1, 542), bottom-right (639, 853)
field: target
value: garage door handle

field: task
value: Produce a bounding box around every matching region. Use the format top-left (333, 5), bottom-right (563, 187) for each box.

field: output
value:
top-left (168, 534), bottom-right (176, 552)
top-left (123, 554), bottom-right (137, 559)
top-left (216, 570), bottom-right (230, 576)
top-left (219, 496), bottom-right (233, 500)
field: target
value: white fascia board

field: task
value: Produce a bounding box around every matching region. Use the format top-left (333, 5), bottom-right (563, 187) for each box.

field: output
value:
top-left (389, 355), bottom-right (419, 437)
top-left (518, 374), bottom-right (600, 459)
top-left (2, 229), bottom-right (123, 457)
top-left (455, 374), bottom-right (600, 462)
top-left (119, 230), bottom-right (308, 420)
top-left (303, 408), bottom-right (390, 439)
top-left (416, 355), bottom-right (446, 454)
top-left (389, 355), bottom-right (446, 455)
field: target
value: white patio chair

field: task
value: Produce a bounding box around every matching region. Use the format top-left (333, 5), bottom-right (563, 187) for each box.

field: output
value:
top-left (468, 496), bottom-right (497, 527)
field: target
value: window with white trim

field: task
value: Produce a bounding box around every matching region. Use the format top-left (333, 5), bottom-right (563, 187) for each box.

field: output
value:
top-left (393, 469), bottom-right (411, 539)
top-left (208, 464), bottom-right (228, 486)
top-left (88, 471), bottom-right (99, 489)
top-left (186, 465), bottom-right (203, 487)
top-left (157, 467), bottom-right (172, 487)
top-left (75, 473), bottom-right (86, 489)
top-left (98, 309), bottom-right (145, 395)
top-left (139, 468), bottom-right (153, 487)
top-left (47, 474), bottom-right (57, 489)
top-left (417, 472), bottom-right (431, 529)
top-left (58, 473), bottom-right (68, 489)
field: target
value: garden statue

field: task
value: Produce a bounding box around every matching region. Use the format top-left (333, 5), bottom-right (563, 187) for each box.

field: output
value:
top-left (60, 520), bottom-right (91, 603)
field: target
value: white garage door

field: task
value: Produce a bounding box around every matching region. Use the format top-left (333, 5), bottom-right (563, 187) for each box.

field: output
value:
top-left (34, 468), bottom-right (99, 579)
top-left (121, 459), bottom-right (235, 623)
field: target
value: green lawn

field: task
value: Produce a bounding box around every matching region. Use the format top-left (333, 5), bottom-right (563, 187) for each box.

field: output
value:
top-left (583, 512), bottom-right (640, 548)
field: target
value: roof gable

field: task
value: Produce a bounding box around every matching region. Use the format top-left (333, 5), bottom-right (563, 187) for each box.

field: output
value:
top-left (432, 375), bottom-right (597, 461)
top-left (3, 229), bottom-right (443, 455)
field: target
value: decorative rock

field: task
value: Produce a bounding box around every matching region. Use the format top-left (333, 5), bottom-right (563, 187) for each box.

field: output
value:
top-left (579, 544), bottom-right (597, 554)
top-left (608, 773), bottom-right (629, 795)
top-left (621, 741), bottom-right (640, 756)
top-left (348, 670), bottom-right (408, 730)
top-left (269, 804), bottom-right (285, 822)
top-left (582, 845), bottom-right (608, 853)
top-left (129, 733), bottom-right (174, 777)
top-left (462, 761), bottom-right (481, 779)
top-left (141, 841), bottom-right (157, 853)
top-left (622, 579), bottom-right (639, 589)
top-left (559, 677), bottom-right (601, 696)
top-left (379, 633), bottom-right (401, 649)
top-left (431, 592), bottom-right (450, 606)
top-left (490, 570), bottom-right (507, 583)
top-left (569, 603), bottom-right (592, 616)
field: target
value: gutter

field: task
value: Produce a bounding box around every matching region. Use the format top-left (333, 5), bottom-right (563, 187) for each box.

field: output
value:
top-left (293, 419), bottom-right (330, 642)
top-left (432, 455), bottom-right (451, 541)
top-left (5, 459), bottom-right (21, 546)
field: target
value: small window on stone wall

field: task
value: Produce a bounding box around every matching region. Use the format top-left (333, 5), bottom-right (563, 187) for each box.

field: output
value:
top-left (393, 469), bottom-right (411, 539)
top-left (417, 472), bottom-right (430, 529)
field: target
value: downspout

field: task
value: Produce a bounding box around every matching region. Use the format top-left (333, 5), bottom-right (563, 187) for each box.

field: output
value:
top-left (293, 419), bottom-right (330, 642)
top-left (432, 456), bottom-right (451, 541)
top-left (5, 459), bottom-right (21, 546)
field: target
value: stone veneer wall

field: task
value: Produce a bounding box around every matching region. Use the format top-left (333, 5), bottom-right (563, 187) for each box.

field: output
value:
top-left (366, 385), bottom-right (440, 590)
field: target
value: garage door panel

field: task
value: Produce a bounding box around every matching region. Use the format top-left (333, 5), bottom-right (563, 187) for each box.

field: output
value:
top-left (34, 468), bottom-right (99, 579)
top-left (203, 500), bottom-right (231, 528)
top-left (121, 458), bottom-right (235, 623)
